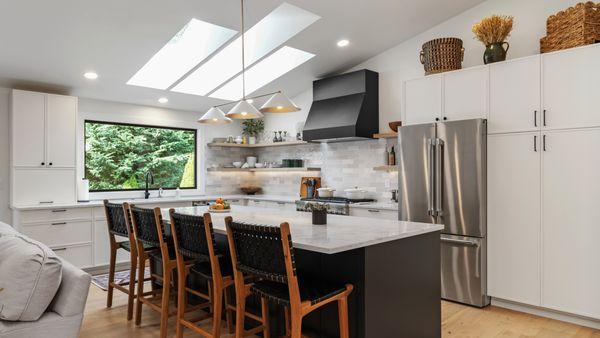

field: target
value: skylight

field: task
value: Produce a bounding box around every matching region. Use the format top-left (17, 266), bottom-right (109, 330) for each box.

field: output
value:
top-left (172, 3), bottom-right (320, 96)
top-left (127, 19), bottom-right (237, 90)
top-left (209, 46), bottom-right (315, 101)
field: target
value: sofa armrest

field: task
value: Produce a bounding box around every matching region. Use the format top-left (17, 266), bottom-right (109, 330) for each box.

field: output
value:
top-left (49, 259), bottom-right (91, 318)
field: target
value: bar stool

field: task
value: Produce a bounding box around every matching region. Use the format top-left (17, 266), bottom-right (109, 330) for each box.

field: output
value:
top-left (128, 205), bottom-right (177, 338)
top-left (169, 210), bottom-right (235, 338)
top-left (103, 200), bottom-right (148, 320)
top-left (225, 217), bottom-right (354, 338)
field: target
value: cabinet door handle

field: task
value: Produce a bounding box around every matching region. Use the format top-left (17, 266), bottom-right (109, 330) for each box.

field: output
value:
top-left (41, 162), bottom-right (45, 166)
top-left (277, 202), bottom-right (286, 205)
top-left (543, 110), bottom-right (547, 127)
top-left (51, 209), bottom-right (67, 213)
top-left (53, 247), bottom-right (67, 252)
top-left (51, 222), bottom-right (67, 226)
top-left (534, 110), bottom-right (538, 127)
top-left (39, 201), bottom-right (54, 204)
top-left (49, 162), bottom-right (53, 166)
top-left (534, 135), bottom-right (537, 152)
top-left (543, 135), bottom-right (547, 151)
top-left (367, 209), bottom-right (381, 213)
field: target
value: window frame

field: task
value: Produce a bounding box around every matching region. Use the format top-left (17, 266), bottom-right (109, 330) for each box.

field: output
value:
top-left (83, 119), bottom-right (198, 192)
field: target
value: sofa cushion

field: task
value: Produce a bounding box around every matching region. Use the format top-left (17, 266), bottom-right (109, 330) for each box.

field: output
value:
top-left (0, 233), bottom-right (62, 321)
top-left (0, 222), bottom-right (17, 236)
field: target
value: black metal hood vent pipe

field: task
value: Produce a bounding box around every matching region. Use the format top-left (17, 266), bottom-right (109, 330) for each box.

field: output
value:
top-left (303, 69), bottom-right (378, 143)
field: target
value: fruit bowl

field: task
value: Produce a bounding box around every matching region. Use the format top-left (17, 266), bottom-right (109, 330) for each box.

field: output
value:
top-left (388, 121), bottom-right (402, 132)
top-left (241, 186), bottom-right (262, 195)
top-left (209, 198), bottom-right (231, 212)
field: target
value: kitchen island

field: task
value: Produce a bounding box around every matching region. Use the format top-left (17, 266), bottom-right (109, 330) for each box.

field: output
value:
top-left (162, 205), bottom-right (442, 338)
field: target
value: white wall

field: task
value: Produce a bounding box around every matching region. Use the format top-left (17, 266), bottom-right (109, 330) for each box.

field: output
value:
top-left (0, 88), bottom-right (10, 223)
top-left (281, 0), bottom-right (581, 132)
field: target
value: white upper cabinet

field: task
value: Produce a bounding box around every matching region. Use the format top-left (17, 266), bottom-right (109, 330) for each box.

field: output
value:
top-left (443, 66), bottom-right (488, 122)
top-left (489, 56), bottom-right (541, 133)
top-left (11, 90), bottom-right (46, 167)
top-left (46, 94), bottom-right (77, 167)
top-left (541, 128), bottom-right (600, 319)
top-left (403, 75), bottom-right (442, 125)
top-left (487, 132), bottom-right (541, 306)
top-left (12, 168), bottom-right (76, 205)
top-left (11, 90), bottom-right (77, 168)
top-left (542, 45), bottom-right (600, 130)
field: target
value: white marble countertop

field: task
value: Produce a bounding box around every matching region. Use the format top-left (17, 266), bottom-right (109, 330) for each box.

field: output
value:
top-left (10, 194), bottom-right (399, 211)
top-left (162, 205), bottom-right (441, 254)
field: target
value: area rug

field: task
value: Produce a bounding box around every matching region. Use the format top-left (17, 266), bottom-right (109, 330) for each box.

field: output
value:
top-left (91, 267), bottom-right (150, 291)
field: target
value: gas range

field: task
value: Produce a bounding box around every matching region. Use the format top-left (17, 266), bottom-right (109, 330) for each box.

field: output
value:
top-left (296, 197), bottom-right (376, 215)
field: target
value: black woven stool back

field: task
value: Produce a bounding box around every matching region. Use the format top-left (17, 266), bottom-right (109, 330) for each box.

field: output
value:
top-left (170, 212), bottom-right (216, 260)
top-left (103, 200), bottom-right (130, 237)
top-left (227, 221), bottom-right (295, 283)
top-left (130, 206), bottom-right (163, 247)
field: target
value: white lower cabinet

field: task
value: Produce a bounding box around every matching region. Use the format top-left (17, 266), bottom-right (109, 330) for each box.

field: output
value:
top-left (350, 208), bottom-right (397, 220)
top-left (53, 244), bottom-right (93, 269)
top-left (93, 218), bottom-right (130, 267)
top-left (541, 129), bottom-right (600, 319)
top-left (487, 133), bottom-right (541, 306)
top-left (21, 221), bottom-right (92, 248)
top-left (12, 169), bottom-right (76, 205)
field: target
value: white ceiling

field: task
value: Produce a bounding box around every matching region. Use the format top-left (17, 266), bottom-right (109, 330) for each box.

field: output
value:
top-left (0, 0), bottom-right (484, 113)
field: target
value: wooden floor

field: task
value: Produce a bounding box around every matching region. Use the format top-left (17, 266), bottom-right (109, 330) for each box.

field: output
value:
top-left (81, 282), bottom-right (600, 338)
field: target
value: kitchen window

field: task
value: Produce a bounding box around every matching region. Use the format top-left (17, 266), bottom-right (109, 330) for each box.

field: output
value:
top-left (84, 120), bottom-right (197, 192)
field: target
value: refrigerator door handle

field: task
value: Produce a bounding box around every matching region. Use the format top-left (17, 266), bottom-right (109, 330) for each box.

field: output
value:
top-left (427, 138), bottom-right (435, 216)
top-left (434, 138), bottom-right (444, 217)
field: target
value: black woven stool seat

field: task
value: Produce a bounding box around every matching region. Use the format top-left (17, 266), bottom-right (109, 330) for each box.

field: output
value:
top-left (148, 245), bottom-right (176, 262)
top-left (119, 241), bottom-right (157, 252)
top-left (251, 278), bottom-right (347, 306)
top-left (191, 257), bottom-right (233, 279)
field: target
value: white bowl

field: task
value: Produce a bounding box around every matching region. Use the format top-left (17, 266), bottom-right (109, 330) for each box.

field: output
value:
top-left (254, 163), bottom-right (265, 168)
top-left (232, 161), bottom-right (243, 168)
top-left (344, 187), bottom-right (367, 199)
top-left (317, 187), bottom-right (335, 198)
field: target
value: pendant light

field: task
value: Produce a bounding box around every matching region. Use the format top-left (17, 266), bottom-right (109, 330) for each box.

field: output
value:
top-left (197, 107), bottom-right (232, 124)
top-left (259, 91), bottom-right (300, 113)
top-left (226, 0), bottom-right (263, 119)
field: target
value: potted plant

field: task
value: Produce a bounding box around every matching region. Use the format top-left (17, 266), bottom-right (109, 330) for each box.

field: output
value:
top-left (242, 119), bottom-right (264, 145)
top-left (302, 202), bottom-right (329, 225)
top-left (472, 15), bottom-right (514, 64)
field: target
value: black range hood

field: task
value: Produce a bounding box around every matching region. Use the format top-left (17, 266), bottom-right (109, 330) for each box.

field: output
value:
top-left (303, 69), bottom-right (379, 143)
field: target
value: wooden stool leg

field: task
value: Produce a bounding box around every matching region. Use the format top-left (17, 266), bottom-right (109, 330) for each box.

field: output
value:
top-left (338, 297), bottom-right (350, 338)
top-left (106, 245), bottom-right (117, 308)
top-left (135, 253), bottom-right (145, 326)
top-left (284, 306), bottom-right (291, 337)
top-left (211, 284), bottom-right (223, 338)
top-left (127, 251), bottom-right (138, 320)
top-left (176, 269), bottom-right (186, 338)
top-left (290, 312), bottom-right (303, 338)
top-left (224, 287), bottom-right (234, 334)
top-left (159, 268), bottom-right (171, 338)
top-left (234, 291), bottom-right (246, 338)
top-left (261, 297), bottom-right (270, 338)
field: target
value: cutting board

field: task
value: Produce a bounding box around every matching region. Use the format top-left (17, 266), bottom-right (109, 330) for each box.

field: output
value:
top-left (300, 177), bottom-right (321, 198)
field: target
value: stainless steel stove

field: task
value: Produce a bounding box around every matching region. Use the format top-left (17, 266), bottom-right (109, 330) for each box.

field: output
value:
top-left (296, 197), bottom-right (375, 216)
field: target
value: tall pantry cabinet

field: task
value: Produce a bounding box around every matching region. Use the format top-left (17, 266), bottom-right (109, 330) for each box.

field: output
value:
top-left (10, 90), bottom-right (77, 206)
top-left (486, 46), bottom-right (600, 319)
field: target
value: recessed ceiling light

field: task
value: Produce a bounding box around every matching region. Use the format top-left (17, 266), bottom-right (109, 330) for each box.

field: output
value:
top-left (84, 72), bottom-right (98, 80)
top-left (127, 18), bottom-right (237, 90)
top-left (246, 99), bottom-right (254, 104)
top-left (158, 97), bottom-right (169, 104)
top-left (337, 39), bottom-right (350, 47)
top-left (210, 46), bottom-right (314, 101)
top-left (172, 3), bottom-right (320, 96)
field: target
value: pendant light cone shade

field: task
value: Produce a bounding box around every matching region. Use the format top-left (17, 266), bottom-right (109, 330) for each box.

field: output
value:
top-left (226, 99), bottom-right (264, 119)
top-left (197, 107), bottom-right (232, 124)
top-left (259, 91), bottom-right (300, 113)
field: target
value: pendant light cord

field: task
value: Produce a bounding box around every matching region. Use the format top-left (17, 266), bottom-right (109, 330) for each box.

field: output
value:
top-left (241, 0), bottom-right (246, 100)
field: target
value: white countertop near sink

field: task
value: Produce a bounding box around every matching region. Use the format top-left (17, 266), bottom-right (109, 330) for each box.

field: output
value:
top-left (349, 202), bottom-right (399, 211)
top-left (163, 205), bottom-right (441, 254)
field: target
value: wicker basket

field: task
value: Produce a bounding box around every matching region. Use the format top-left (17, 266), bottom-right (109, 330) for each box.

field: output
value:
top-left (540, 2), bottom-right (600, 53)
top-left (420, 38), bottom-right (464, 75)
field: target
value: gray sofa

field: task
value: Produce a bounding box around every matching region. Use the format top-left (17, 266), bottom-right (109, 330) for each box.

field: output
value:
top-left (0, 222), bottom-right (91, 338)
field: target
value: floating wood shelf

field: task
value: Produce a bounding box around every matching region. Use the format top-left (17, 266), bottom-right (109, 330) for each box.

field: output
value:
top-left (207, 141), bottom-right (308, 148)
top-left (373, 132), bottom-right (398, 139)
top-left (373, 165), bottom-right (398, 172)
top-left (208, 167), bottom-right (321, 173)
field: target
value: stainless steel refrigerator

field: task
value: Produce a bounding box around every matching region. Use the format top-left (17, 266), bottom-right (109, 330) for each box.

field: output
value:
top-left (397, 118), bottom-right (490, 307)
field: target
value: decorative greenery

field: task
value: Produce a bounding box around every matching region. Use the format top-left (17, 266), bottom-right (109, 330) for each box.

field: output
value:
top-left (85, 121), bottom-right (196, 191)
top-left (301, 202), bottom-right (330, 212)
top-left (242, 119), bottom-right (265, 137)
top-left (472, 15), bottom-right (514, 45)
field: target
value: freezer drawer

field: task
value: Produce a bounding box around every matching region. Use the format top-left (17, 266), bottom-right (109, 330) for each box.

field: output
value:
top-left (440, 234), bottom-right (490, 307)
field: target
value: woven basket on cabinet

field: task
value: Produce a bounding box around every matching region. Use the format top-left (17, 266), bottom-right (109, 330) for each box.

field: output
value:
top-left (540, 1), bottom-right (600, 53)
top-left (420, 38), bottom-right (464, 75)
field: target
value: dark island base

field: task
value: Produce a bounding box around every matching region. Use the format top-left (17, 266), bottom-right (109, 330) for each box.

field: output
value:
top-left (153, 231), bottom-right (440, 338)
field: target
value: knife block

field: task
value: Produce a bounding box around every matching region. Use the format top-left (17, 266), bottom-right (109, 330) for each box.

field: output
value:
top-left (300, 177), bottom-right (321, 198)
